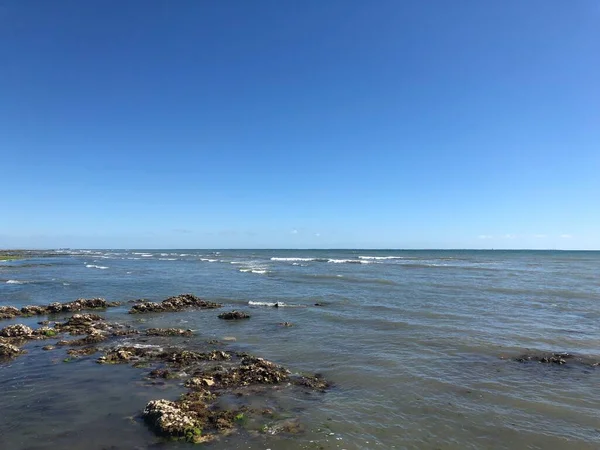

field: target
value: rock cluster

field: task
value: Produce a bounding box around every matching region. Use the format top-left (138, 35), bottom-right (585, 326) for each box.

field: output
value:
top-left (129, 294), bottom-right (221, 314)
top-left (0, 298), bottom-right (119, 320)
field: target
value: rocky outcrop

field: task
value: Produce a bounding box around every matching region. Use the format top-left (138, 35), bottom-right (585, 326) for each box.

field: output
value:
top-left (0, 298), bottom-right (119, 321)
top-left (129, 294), bottom-right (221, 314)
top-left (0, 324), bottom-right (34, 338)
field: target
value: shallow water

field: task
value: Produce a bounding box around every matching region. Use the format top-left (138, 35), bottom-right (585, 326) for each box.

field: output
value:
top-left (1, 249), bottom-right (599, 449)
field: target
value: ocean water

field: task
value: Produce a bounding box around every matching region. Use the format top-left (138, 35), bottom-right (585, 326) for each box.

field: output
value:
top-left (1, 249), bottom-right (599, 450)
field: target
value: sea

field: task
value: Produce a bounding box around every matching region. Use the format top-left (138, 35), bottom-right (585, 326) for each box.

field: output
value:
top-left (1, 249), bottom-right (599, 450)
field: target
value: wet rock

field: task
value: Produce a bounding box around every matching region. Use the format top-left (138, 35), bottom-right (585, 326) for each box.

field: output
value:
top-left (166, 350), bottom-right (231, 367)
top-left (33, 327), bottom-right (58, 338)
top-left (279, 322), bottom-right (293, 327)
top-left (292, 374), bottom-right (330, 391)
top-left (0, 306), bottom-right (21, 319)
top-left (64, 331), bottom-right (107, 346)
top-left (218, 310), bottom-right (251, 320)
top-left (4, 298), bottom-right (120, 320)
top-left (514, 352), bottom-right (599, 366)
top-left (148, 368), bottom-right (175, 379)
top-left (47, 298), bottom-right (117, 313)
top-left (67, 347), bottom-right (99, 357)
top-left (145, 328), bottom-right (194, 337)
top-left (42, 345), bottom-right (55, 351)
top-left (20, 305), bottom-right (47, 316)
top-left (129, 294), bottom-right (221, 314)
top-left (143, 399), bottom-right (207, 443)
top-left (97, 346), bottom-right (164, 364)
top-left (0, 342), bottom-right (25, 358)
top-left (185, 377), bottom-right (216, 388)
top-left (55, 314), bottom-right (107, 335)
top-left (0, 324), bottom-right (34, 338)
top-left (209, 356), bottom-right (290, 387)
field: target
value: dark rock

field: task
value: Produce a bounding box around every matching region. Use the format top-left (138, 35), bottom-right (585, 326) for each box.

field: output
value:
top-left (42, 345), bottom-right (55, 351)
top-left (218, 310), bottom-right (250, 320)
top-left (279, 322), bottom-right (293, 327)
top-left (514, 352), bottom-right (600, 367)
top-left (129, 294), bottom-right (221, 314)
top-left (145, 328), bottom-right (194, 337)
top-left (292, 373), bottom-right (330, 391)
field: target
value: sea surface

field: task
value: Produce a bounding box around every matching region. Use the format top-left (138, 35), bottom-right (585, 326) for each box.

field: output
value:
top-left (1, 249), bottom-right (599, 450)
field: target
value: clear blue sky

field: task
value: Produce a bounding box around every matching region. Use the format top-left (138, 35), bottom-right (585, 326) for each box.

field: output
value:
top-left (1, 1), bottom-right (599, 249)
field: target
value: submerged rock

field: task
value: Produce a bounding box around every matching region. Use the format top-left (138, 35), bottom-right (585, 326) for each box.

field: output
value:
top-left (218, 310), bottom-right (251, 320)
top-left (145, 328), bottom-right (194, 337)
top-left (515, 352), bottom-right (599, 367)
top-left (129, 294), bottom-right (222, 314)
top-left (292, 374), bottom-right (330, 391)
top-left (0, 324), bottom-right (34, 338)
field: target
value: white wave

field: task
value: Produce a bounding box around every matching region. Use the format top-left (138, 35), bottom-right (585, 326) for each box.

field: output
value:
top-left (63, 282), bottom-right (70, 286)
top-left (141, 254), bottom-right (153, 257)
top-left (248, 301), bottom-right (286, 307)
top-left (200, 258), bottom-right (218, 262)
top-left (158, 258), bottom-right (178, 261)
top-left (6, 280), bottom-right (24, 284)
top-left (230, 261), bottom-right (245, 265)
top-left (358, 256), bottom-right (404, 260)
top-left (327, 259), bottom-right (370, 264)
top-left (86, 264), bottom-right (109, 270)
top-left (240, 269), bottom-right (268, 274)
top-left (271, 257), bottom-right (316, 262)
top-left (179, 254), bottom-right (190, 257)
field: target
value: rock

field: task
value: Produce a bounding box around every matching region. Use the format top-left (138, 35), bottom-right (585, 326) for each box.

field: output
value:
top-left (145, 328), bottom-right (194, 337)
top-left (210, 356), bottom-right (290, 387)
top-left (42, 345), bottom-right (55, 351)
top-left (0, 324), bottom-right (34, 338)
top-left (67, 347), bottom-right (98, 357)
top-left (0, 342), bottom-right (25, 358)
top-left (148, 368), bottom-right (174, 379)
top-left (97, 346), bottom-right (164, 364)
top-left (218, 310), bottom-right (251, 320)
top-left (55, 314), bottom-right (107, 335)
top-left (279, 322), bottom-right (293, 327)
top-left (292, 374), bottom-right (330, 391)
top-left (129, 294), bottom-right (221, 314)
top-left (0, 306), bottom-right (21, 319)
top-left (143, 400), bottom-right (204, 442)
top-left (33, 327), bottom-right (58, 338)
top-left (20, 305), bottom-right (47, 316)
top-left (514, 352), bottom-right (600, 367)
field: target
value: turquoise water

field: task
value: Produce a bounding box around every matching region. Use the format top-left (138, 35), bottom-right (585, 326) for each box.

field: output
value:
top-left (1, 250), bottom-right (599, 449)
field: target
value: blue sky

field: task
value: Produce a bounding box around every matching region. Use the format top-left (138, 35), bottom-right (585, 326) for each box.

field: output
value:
top-left (1, 1), bottom-right (599, 249)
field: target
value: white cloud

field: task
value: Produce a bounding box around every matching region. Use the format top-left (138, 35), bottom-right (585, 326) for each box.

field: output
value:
top-left (504, 234), bottom-right (516, 239)
top-left (315, 233), bottom-right (321, 237)
top-left (560, 234), bottom-right (573, 239)
top-left (291, 229), bottom-right (298, 234)
top-left (478, 235), bottom-right (493, 239)
top-left (533, 234), bottom-right (547, 238)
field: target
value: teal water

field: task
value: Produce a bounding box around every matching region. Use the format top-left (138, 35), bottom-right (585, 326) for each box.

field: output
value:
top-left (1, 250), bottom-right (599, 449)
